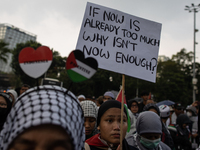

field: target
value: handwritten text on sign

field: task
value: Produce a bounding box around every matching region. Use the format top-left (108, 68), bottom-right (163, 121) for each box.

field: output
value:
top-left (76, 2), bottom-right (162, 82)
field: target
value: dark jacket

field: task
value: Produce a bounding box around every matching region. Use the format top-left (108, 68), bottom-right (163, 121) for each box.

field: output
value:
top-left (168, 114), bottom-right (192, 150)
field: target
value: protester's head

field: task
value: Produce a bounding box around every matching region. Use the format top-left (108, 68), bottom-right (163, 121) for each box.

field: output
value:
top-left (7, 90), bottom-right (18, 106)
top-left (186, 105), bottom-right (197, 117)
top-left (174, 102), bottom-right (184, 116)
top-left (140, 91), bottom-right (149, 104)
top-left (176, 114), bottom-right (191, 129)
top-left (136, 111), bottom-right (162, 149)
top-left (96, 96), bottom-right (104, 107)
top-left (80, 100), bottom-right (98, 137)
top-left (159, 105), bottom-right (170, 124)
top-left (0, 92), bottom-right (12, 130)
top-left (97, 100), bottom-right (127, 146)
top-left (19, 84), bottom-right (30, 95)
top-left (128, 99), bottom-right (139, 114)
top-left (103, 91), bottom-right (114, 102)
top-left (143, 103), bottom-right (160, 115)
top-left (0, 85), bottom-right (85, 150)
top-left (77, 94), bottom-right (85, 102)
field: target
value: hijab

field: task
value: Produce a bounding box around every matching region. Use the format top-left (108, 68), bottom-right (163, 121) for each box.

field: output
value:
top-left (0, 93), bottom-right (12, 131)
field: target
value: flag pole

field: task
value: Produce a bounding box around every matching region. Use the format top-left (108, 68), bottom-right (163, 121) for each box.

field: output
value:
top-left (120, 74), bottom-right (125, 150)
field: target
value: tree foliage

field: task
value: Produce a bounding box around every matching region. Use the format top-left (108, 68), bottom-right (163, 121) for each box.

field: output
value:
top-left (10, 41), bottom-right (198, 106)
top-left (0, 40), bottom-right (11, 63)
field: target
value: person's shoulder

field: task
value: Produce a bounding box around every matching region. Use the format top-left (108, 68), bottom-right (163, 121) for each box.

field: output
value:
top-left (85, 143), bottom-right (104, 150)
top-left (168, 124), bottom-right (177, 132)
top-left (159, 141), bottom-right (171, 150)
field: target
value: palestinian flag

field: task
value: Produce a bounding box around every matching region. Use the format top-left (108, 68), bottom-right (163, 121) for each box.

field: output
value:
top-left (66, 50), bottom-right (98, 82)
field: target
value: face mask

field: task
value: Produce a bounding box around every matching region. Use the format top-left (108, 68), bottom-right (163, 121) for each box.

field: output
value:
top-left (140, 136), bottom-right (161, 149)
top-left (186, 112), bottom-right (192, 117)
top-left (0, 107), bottom-right (8, 123)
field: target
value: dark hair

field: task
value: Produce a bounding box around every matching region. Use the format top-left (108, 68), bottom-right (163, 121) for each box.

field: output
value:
top-left (140, 91), bottom-right (149, 96)
top-left (21, 84), bottom-right (30, 88)
top-left (143, 103), bottom-right (160, 115)
top-left (96, 96), bottom-right (103, 105)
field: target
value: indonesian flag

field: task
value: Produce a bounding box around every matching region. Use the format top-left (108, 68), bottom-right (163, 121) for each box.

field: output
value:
top-left (116, 87), bottom-right (127, 104)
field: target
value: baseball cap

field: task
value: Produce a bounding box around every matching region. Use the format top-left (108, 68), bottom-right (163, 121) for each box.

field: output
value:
top-left (159, 105), bottom-right (170, 118)
top-left (174, 102), bottom-right (184, 109)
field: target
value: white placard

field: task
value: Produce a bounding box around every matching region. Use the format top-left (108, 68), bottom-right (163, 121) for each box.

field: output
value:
top-left (76, 2), bottom-right (162, 83)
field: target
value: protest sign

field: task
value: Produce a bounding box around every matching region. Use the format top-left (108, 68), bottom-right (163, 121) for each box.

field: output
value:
top-left (19, 46), bottom-right (52, 78)
top-left (76, 2), bottom-right (162, 82)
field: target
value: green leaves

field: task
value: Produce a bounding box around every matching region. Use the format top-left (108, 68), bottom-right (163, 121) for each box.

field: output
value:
top-left (0, 40), bottom-right (11, 63)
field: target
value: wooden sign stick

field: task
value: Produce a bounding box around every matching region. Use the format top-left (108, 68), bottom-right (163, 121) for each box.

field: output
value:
top-left (120, 74), bottom-right (125, 150)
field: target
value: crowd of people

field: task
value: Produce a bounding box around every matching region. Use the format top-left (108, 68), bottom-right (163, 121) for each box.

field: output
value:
top-left (0, 84), bottom-right (199, 150)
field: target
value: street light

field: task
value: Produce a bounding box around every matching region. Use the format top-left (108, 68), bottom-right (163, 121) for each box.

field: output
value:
top-left (185, 3), bottom-right (200, 102)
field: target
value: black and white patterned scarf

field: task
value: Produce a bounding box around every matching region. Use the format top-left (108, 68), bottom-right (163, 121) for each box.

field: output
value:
top-left (0, 85), bottom-right (85, 150)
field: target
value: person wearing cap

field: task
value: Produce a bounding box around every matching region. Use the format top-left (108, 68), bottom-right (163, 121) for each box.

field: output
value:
top-left (168, 114), bottom-right (192, 150)
top-left (143, 104), bottom-right (174, 149)
top-left (0, 92), bottom-right (13, 131)
top-left (85, 100), bottom-right (134, 150)
top-left (7, 90), bottom-right (18, 106)
top-left (186, 105), bottom-right (199, 149)
top-left (0, 85), bottom-right (85, 150)
top-left (80, 100), bottom-right (99, 140)
top-left (138, 91), bottom-right (149, 113)
top-left (159, 105), bottom-right (175, 150)
top-left (103, 91), bottom-right (114, 102)
top-left (126, 111), bottom-right (170, 150)
top-left (78, 94), bottom-right (86, 102)
top-left (170, 102), bottom-right (184, 125)
top-left (159, 105), bottom-right (171, 127)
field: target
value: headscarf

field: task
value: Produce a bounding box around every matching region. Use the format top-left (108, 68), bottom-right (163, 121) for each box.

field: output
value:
top-left (103, 91), bottom-right (114, 99)
top-left (127, 99), bottom-right (139, 110)
top-left (97, 100), bottom-right (127, 126)
top-left (186, 105), bottom-right (197, 116)
top-left (136, 111), bottom-right (162, 135)
top-left (0, 85), bottom-right (85, 150)
top-left (176, 114), bottom-right (191, 129)
top-left (80, 100), bottom-right (98, 119)
top-left (78, 95), bottom-right (86, 100)
top-left (80, 100), bottom-right (99, 139)
top-left (0, 93), bottom-right (12, 130)
top-left (7, 90), bottom-right (18, 102)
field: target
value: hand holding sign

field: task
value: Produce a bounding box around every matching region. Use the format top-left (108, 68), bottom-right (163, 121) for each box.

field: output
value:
top-left (19, 46), bottom-right (53, 78)
top-left (66, 50), bottom-right (98, 82)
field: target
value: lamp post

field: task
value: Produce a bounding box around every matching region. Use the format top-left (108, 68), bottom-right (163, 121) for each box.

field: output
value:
top-left (185, 3), bottom-right (200, 102)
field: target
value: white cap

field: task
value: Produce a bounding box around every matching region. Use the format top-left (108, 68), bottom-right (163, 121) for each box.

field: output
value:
top-left (77, 95), bottom-right (85, 99)
top-left (7, 90), bottom-right (18, 101)
top-left (103, 91), bottom-right (114, 98)
top-left (159, 105), bottom-right (170, 118)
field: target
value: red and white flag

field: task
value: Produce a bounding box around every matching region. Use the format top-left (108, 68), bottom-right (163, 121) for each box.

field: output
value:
top-left (116, 87), bottom-right (127, 104)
